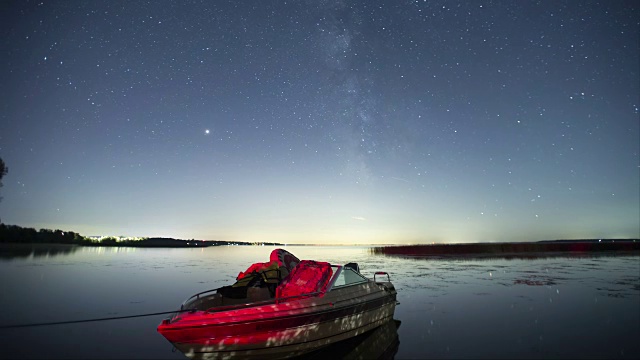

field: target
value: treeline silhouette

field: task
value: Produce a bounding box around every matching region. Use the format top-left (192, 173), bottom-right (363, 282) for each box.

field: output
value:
top-left (0, 224), bottom-right (88, 244)
top-left (372, 239), bottom-right (640, 258)
top-left (0, 223), bottom-right (282, 247)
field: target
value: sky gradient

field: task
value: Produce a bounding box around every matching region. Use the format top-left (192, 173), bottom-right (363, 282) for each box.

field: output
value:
top-left (1, 1), bottom-right (638, 244)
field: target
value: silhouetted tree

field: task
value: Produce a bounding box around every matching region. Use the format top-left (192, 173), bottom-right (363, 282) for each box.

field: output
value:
top-left (0, 157), bottom-right (6, 211)
top-left (0, 157), bottom-right (6, 188)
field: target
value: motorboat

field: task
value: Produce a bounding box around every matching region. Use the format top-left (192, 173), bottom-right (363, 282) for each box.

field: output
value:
top-left (157, 249), bottom-right (397, 359)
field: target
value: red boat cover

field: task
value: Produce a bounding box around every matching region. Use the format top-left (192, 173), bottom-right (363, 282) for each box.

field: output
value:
top-left (276, 260), bottom-right (333, 299)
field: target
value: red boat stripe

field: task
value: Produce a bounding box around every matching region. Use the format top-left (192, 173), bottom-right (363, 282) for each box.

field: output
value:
top-left (190, 313), bottom-right (396, 355)
top-left (160, 292), bottom-right (397, 343)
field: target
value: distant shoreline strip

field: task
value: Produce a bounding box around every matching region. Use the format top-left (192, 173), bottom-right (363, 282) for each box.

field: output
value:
top-left (371, 239), bottom-right (640, 257)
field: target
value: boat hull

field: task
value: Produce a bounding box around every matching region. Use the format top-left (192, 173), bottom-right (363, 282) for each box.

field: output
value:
top-left (158, 282), bottom-right (396, 359)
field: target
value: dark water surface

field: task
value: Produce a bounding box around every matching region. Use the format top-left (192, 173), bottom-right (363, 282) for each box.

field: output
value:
top-left (0, 245), bottom-right (638, 359)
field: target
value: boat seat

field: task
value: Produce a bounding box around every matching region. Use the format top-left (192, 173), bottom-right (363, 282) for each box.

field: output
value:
top-left (344, 262), bottom-right (359, 272)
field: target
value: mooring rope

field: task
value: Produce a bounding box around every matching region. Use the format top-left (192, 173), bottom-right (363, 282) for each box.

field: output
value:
top-left (0, 309), bottom-right (190, 329)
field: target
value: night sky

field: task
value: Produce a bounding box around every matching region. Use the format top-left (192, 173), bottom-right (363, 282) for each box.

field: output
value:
top-left (1, 1), bottom-right (638, 244)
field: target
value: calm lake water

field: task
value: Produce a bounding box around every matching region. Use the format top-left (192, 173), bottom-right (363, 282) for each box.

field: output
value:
top-left (0, 245), bottom-right (638, 359)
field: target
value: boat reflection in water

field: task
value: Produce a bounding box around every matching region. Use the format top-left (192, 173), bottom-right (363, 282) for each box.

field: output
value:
top-left (297, 318), bottom-right (401, 360)
top-left (157, 249), bottom-right (398, 359)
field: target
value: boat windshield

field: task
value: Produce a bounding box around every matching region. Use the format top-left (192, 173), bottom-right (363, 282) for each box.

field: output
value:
top-left (330, 266), bottom-right (368, 289)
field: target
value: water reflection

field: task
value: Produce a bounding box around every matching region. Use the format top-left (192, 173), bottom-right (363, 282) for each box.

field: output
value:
top-left (0, 243), bottom-right (80, 260)
top-left (0, 246), bottom-right (637, 359)
top-left (386, 251), bottom-right (640, 299)
top-left (78, 246), bottom-right (140, 255)
top-left (298, 319), bottom-right (400, 360)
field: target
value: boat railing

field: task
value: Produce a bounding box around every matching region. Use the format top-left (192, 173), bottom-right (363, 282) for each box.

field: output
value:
top-left (374, 271), bottom-right (391, 283)
top-left (202, 290), bottom-right (328, 313)
top-left (180, 287), bottom-right (225, 310)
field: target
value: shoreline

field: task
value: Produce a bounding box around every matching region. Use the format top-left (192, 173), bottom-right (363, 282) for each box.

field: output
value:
top-left (1, 240), bottom-right (638, 261)
top-left (372, 239), bottom-right (640, 257)
top-left (0, 238), bottom-right (638, 249)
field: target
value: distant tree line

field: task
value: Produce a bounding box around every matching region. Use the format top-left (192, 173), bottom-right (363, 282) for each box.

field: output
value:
top-left (0, 224), bottom-right (140, 246)
top-left (0, 224), bottom-right (91, 244)
top-left (372, 240), bottom-right (640, 257)
top-left (0, 224), bottom-right (283, 247)
top-left (0, 224), bottom-right (152, 246)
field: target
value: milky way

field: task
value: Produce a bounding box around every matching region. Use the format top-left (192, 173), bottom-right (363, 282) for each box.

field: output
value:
top-left (1, 1), bottom-right (638, 244)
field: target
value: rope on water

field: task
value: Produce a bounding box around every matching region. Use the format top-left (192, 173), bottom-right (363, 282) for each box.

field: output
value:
top-left (0, 309), bottom-right (191, 329)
